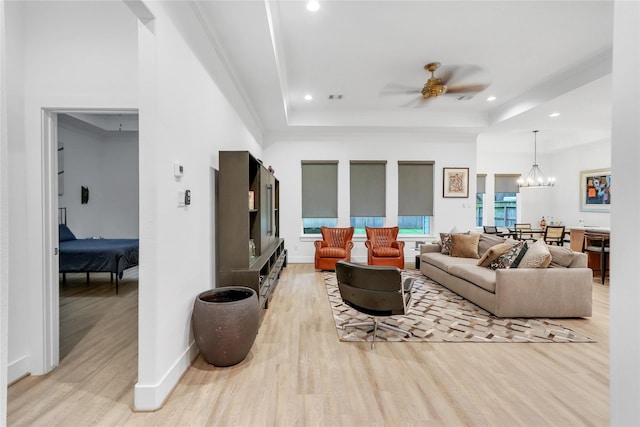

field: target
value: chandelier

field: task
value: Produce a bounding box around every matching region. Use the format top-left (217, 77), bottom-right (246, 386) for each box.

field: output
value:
top-left (517, 130), bottom-right (555, 188)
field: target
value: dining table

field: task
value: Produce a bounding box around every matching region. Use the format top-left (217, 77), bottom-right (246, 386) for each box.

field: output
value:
top-left (497, 228), bottom-right (545, 240)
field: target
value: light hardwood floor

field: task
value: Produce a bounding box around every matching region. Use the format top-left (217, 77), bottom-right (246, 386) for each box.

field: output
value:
top-left (8, 264), bottom-right (610, 426)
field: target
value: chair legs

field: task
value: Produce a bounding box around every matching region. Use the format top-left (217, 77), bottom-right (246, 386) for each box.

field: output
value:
top-left (600, 248), bottom-right (608, 285)
top-left (341, 317), bottom-right (412, 349)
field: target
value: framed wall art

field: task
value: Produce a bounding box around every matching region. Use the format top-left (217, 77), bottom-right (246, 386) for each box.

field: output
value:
top-left (580, 168), bottom-right (611, 212)
top-left (443, 167), bottom-right (469, 198)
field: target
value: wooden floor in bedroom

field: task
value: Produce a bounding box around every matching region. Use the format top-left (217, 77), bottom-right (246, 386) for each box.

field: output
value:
top-left (7, 264), bottom-right (610, 426)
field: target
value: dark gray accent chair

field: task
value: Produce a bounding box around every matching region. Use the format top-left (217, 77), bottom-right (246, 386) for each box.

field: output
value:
top-left (335, 261), bottom-right (414, 348)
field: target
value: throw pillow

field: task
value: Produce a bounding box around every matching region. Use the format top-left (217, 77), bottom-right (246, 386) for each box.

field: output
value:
top-left (439, 233), bottom-right (453, 254)
top-left (450, 233), bottom-right (481, 259)
top-left (518, 239), bottom-right (552, 268)
top-left (478, 233), bottom-right (506, 258)
top-left (440, 231), bottom-right (471, 255)
top-left (477, 242), bottom-right (515, 267)
top-left (547, 245), bottom-right (575, 268)
top-left (489, 241), bottom-right (528, 270)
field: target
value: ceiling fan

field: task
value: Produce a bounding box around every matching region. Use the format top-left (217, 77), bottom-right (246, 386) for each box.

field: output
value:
top-left (382, 62), bottom-right (490, 103)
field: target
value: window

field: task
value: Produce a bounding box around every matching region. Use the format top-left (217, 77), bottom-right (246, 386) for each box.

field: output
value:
top-left (301, 161), bottom-right (338, 234)
top-left (398, 161), bottom-right (434, 234)
top-left (494, 174), bottom-right (519, 228)
top-left (476, 174), bottom-right (486, 227)
top-left (350, 161), bottom-right (386, 233)
top-left (350, 216), bottom-right (383, 234)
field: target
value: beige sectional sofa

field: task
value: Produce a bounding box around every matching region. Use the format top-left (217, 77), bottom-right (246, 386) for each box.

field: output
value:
top-left (419, 235), bottom-right (593, 318)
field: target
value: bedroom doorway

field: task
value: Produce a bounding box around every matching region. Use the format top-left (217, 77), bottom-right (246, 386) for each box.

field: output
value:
top-left (42, 108), bottom-right (139, 372)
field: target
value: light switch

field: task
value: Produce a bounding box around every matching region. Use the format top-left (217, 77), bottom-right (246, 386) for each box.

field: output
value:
top-left (174, 162), bottom-right (184, 177)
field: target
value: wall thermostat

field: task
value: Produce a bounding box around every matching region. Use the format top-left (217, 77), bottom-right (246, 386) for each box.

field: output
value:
top-left (174, 162), bottom-right (184, 177)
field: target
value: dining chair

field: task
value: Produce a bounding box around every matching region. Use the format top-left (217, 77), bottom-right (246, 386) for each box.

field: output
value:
top-left (543, 225), bottom-right (566, 246)
top-left (582, 231), bottom-right (610, 284)
top-left (514, 223), bottom-right (534, 241)
top-left (483, 225), bottom-right (498, 234)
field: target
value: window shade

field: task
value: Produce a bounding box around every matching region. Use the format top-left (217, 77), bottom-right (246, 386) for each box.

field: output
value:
top-left (477, 174), bottom-right (486, 194)
top-left (398, 161), bottom-right (434, 216)
top-left (301, 161), bottom-right (338, 218)
top-left (494, 174), bottom-right (520, 193)
top-left (350, 161), bottom-right (386, 217)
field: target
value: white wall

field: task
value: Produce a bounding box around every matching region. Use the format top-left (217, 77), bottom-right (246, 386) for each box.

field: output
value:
top-left (134, 1), bottom-right (261, 410)
top-left (6, 0), bottom-right (138, 384)
top-left (477, 137), bottom-right (611, 229)
top-left (263, 132), bottom-right (478, 263)
top-left (547, 138), bottom-right (611, 228)
top-left (58, 119), bottom-right (139, 238)
top-left (3, 0), bottom-right (264, 414)
top-left (610, 1), bottom-right (640, 423)
top-left (1, 1), bottom-right (9, 422)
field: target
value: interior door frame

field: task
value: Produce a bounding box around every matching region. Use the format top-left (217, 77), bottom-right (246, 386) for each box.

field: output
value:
top-left (41, 107), bottom-right (138, 374)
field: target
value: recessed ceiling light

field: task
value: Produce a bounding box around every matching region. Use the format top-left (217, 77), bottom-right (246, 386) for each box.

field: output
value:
top-left (304, 94), bottom-right (313, 101)
top-left (486, 96), bottom-right (496, 102)
top-left (306, 1), bottom-right (320, 12)
top-left (549, 112), bottom-right (560, 117)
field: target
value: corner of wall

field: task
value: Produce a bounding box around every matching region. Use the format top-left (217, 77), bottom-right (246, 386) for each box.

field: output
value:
top-left (7, 355), bottom-right (30, 385)
top-left (133, 340), bottom-right (199, 411)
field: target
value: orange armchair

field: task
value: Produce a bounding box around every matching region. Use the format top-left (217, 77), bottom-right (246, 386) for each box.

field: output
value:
top-left (314, 226), bottom-right (355, 271)
top-left (365, 226), bottom-right (405, 269)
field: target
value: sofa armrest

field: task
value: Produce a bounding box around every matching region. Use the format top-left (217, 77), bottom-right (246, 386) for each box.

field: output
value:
top-left (494, 268), bottom-right (593, 317)
top-left (420, 243), bottom-right (440, 255)
top-left (314, 240), bottom-right (327, 250)
top-left (569, 252), bottom-right (587, 268)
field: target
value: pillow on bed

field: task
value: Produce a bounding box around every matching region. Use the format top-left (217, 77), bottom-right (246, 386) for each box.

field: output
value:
top-left (59, 224), bottom-right (76, 241)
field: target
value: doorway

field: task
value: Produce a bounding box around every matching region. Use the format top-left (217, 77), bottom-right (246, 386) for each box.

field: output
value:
top-left (42, 108), bottom-right (139, 370)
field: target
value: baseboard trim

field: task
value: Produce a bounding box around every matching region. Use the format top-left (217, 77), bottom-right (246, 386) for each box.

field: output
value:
top-left (133, 341), bottom-right (199, 411)
top-left (7, 355), bottom-right (30, 385)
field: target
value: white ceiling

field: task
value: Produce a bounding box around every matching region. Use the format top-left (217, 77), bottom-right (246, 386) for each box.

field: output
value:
top-left (60, 113), bottom-right (139, 133)
top-left (199, 1), bottom-right (614, 150)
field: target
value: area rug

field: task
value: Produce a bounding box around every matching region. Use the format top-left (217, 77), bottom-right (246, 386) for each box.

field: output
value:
top-left (323, 269), bottom-right (594, 343)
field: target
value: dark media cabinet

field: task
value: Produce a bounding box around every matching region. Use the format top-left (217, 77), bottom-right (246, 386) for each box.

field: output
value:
top-left (216, 151), bottom-right (286, 309)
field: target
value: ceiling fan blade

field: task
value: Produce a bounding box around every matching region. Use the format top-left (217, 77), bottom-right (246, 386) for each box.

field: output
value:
top-left (381, 89), bottom-right (421, 96)
top-left (380, 82), bottom-right (420, 96)
top-left (446, 83), bottom-right (490, 94)
top-left (437, 66), bottom-right (455, 84)
top-left (400, 96), bottom-right (429, 108)
top-left (443, 64), bottom-right (483, 85)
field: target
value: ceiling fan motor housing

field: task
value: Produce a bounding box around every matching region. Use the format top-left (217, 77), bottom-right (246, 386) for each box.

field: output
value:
top-left (422, 77), bottom-right (448, 98)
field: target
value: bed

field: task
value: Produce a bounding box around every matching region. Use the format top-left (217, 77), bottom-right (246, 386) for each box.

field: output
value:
top-left (59, 212), bottom-right (139, 294)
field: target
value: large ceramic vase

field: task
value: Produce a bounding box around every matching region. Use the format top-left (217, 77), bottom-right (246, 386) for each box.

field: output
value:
top-left (192, 286), bottom-right (259, 367)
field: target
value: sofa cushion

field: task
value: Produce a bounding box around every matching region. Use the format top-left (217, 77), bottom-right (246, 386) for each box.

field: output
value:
top-left (450, 233), bottom-right (481, 259)
top-left (448, 264), bottom-right (498, 293)
top-left (518, 239), bottom-right (552, 268)
top-left (318, 247), bottom-right (348, 258)
top-left (547, 245), bottom-right (574, 267)
top-left (477, 242), bottom-right (514, 267)
top-left (422, 252), bottom-right (478, 273)
top-left (372, 247), bottom-right (401, 257)
top-left (478, 233), bottom-right (505, 257)
top-left (489, 241), bottom-right (528, 270)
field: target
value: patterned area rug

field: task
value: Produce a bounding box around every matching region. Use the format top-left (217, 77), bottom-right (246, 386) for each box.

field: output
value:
top-left (324, 269), bottom-right (594, 343)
